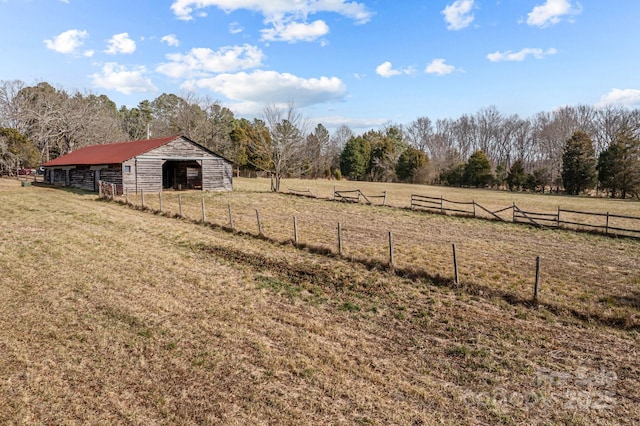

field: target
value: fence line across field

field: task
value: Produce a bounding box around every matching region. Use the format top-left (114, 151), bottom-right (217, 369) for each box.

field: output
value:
top-left (109, 190), bottom-right (546, 304)
top-left (410, 193), bottom-right (640, 238)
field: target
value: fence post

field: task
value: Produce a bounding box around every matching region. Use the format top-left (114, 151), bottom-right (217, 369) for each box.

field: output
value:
top-left (293, 216), bottom-right (299, 245)
top-left (534, 256), bottom-right (541, 301)
top-left (141, 190), bottom-right (145, 208)
top-left (333, 186), bottom-right (336, 201)
top-left (383, 191), bottom-right (387, 206)
top-left (605, 212), bottom-right (610, 235)
top-left (338, 222), bottom-right (343, 255)
top-left (201, 197), bottom-right (206, 222)
top-left (178, 194), bottom-right (183, 217)
top-left (159, 192), bottom-right (163, 212)
top-left (512, 202), bottom-right (516, 223)
top-left (452, 243), bottom-right (459, 285)
top-left (388, 231), bottom-right (394, 268)
top-left (228, 204), bottom-right (234, 230)
top-left (440, 195), bottom-right (444, 214)
top-left (125, 188), bottom-right (129, 204)
top-left (473, 200), bottom-right (476, 217)
top-left (557, 207), bottom-right (561, 228)
top-left (256, 209), bottom-right (263, 236)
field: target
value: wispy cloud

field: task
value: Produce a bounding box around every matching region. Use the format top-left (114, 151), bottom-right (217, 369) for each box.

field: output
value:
top-left (442, 0), bottom-right (475, 30)
top-left (487, 47), bottom-right (558, 62)
top-left (170, 0), bottom-right (371, 44)
top-left (526, 0), bottom-right (582, 27)
top-left (161, 34), bottom-right (180, 47)
top-left (375, 61), bottom-right (414, 78)
top-left (425, 59), bottom-right (457, 75)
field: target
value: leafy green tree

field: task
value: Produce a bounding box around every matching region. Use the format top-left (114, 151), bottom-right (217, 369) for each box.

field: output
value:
top-left (506, 159), bottom-right (528, 191)
top-left (561, 130), bottom-right (597, 195)
top-left (597, 128), bottom-right (640, 198)
top-left (464, 150), bottom-right (493, 187)
top-left (340, 136), bottom-right (371, 180)
top-left (395, 146), bottom-right (428, 182)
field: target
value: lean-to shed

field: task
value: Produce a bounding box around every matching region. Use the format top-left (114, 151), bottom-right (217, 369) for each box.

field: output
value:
top-left (42, 135), bottom-right (233, 194)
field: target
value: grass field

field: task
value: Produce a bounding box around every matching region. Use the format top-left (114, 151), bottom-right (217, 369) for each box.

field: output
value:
top-left (1, 177), bottom-right (638, 425)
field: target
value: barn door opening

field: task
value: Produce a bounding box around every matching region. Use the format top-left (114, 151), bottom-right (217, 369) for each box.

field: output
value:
top-left (162, 160), bottom-right (202, 190)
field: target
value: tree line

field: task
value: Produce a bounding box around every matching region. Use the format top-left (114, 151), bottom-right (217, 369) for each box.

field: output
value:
top-left (1, 79), bottom-right (639, 197)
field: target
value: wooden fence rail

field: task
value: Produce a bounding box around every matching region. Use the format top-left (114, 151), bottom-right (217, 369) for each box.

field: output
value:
top-left (334, 188), bottom-right (387, 205)
top-left (411, 193), bottom-right (640, 238)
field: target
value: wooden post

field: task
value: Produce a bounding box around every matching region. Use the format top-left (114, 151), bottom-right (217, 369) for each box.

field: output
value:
top-left (159, 192), bottom-right (163, 212)
top-left (293, 216), bottom-right (299, 245)
top-left (557, 207), bottom-right (561, 228)
top-left (141, 190), bottom-right (145, 208)
top-left (473, 200), bottom-right (476, 217)
top-left (333, 186), bottom-right (336, 201)
top-left (201, 197), bottom-right (206, 222)
top-left (178, 195), bottom-right (183, 217)
top-left (605, 212), bottom-right (610, 235)
top-left (388, 231), bottom-right (394, 268)
top-left (534, 256), bottom-right (541, 301)
top-left (440, 195), bottom-right (444, 214)
top-left (228, 204), bottom-right (234, 230)
top-left (512, 202), bottom-right (516, 223)
top-left (452, 243), bottom-right (459, 285)
top-left (338, 222), bottom-right (343, 255)
top-left (383, 191), bottom-right (387, 206)
top-left (125, 188), bottom-right (129, 204)
top-left (256, 209), bottom-right (262, 236)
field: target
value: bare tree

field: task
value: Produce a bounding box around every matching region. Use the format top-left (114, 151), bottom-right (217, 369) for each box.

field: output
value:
top-left (250, 103), bottom-right (309, 191)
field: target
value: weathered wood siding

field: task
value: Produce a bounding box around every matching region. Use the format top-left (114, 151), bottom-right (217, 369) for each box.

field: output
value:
top-left (133, 158), bottom-right (163, 193)
top-left (122, 159), bottom-right (136, 194)
top-left (202, 158), bottom-right (233, 191)
top-left (134, 136), bottom-right (232, 192)
top-left (69, 169), bottom-right (94, 191)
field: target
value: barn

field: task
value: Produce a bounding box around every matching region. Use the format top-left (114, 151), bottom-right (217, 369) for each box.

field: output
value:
top-left (42, 135), bottom-right (233, 194)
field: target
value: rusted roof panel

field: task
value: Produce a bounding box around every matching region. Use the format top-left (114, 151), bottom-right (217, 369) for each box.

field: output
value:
top-left (42, 136), bottom-right (179, 167)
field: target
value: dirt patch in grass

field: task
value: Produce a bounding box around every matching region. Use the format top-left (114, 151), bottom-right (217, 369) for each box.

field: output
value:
top-left (0, 177), bottom-right (638, 425)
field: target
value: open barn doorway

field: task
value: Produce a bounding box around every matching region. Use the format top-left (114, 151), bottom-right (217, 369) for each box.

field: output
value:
top-left (162, 160), bottom-right (202, 190)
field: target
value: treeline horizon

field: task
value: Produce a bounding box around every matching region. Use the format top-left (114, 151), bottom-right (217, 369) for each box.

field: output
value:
top-left (0, 79), bottom-right (639, 197)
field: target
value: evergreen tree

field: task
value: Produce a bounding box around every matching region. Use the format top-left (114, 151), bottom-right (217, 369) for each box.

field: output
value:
top-left (395, 146), bottom-right (428, 182)
top-left (506, 159), bottom-right (527, 191)
top-left (597, 128), bottom-right (640, 198)
top-left (464, 150), bottom-right (493, 187)
top-left (561, 131), bottom-right (597, 195)
top-left (339, 136), bottom-right (371, 180)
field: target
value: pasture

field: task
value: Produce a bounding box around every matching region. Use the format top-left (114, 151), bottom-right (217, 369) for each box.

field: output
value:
top-left (0, 177), bottom-right (638, 425)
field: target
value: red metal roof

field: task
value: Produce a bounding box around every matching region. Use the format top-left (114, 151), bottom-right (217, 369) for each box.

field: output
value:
top-left (42, 135), bottom-right (180, 167)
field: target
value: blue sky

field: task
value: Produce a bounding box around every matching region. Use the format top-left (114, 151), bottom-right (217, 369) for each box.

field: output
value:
top-left (2, 0), bottom-right (640, 132)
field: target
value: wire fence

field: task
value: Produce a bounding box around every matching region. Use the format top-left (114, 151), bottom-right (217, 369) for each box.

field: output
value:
top-left (101, 189), bottom-right (640, 330)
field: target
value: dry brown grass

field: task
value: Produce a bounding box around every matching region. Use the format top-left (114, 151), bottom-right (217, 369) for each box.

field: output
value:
top-left (1, 177), bottom-right (639, 425)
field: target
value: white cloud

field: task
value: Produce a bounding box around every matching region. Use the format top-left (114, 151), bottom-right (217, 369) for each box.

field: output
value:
top-left (261, 19), bottom-right (329, 43)
top-left (156, 44), bottom-right (264, 79)
top-left (104, 33), bottom-right (136, 55)
top-left (44, 29), bottom-right (88, 54)
top-left (90, 63), bottom-right (157, 95)
top-left (425, 59), bottom-right (456, 75)
top-left (487, 47), bottom-right (557, 62)
top-left (526, 0), bottom-right (581, 27)
top-left (596, 89), bottom-right (640, 108)
top-left (170, 0), bottom-right (371, 44)
top-left (229, 22), bottom-right (244, 34)
top-left (442, 0), bottom-right (475, 31)
top-left (170, 0), bottom-right (372, 23)
top-left (190, 70), bottom-right (346, 113)
top-left (375, 61), bottom-right (413, 78)
top-left (161, 34), bottom-right (180, 47)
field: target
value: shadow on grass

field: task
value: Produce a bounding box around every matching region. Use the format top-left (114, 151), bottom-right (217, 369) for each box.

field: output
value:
top-left (109, 197), bottom-right (640, 331)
